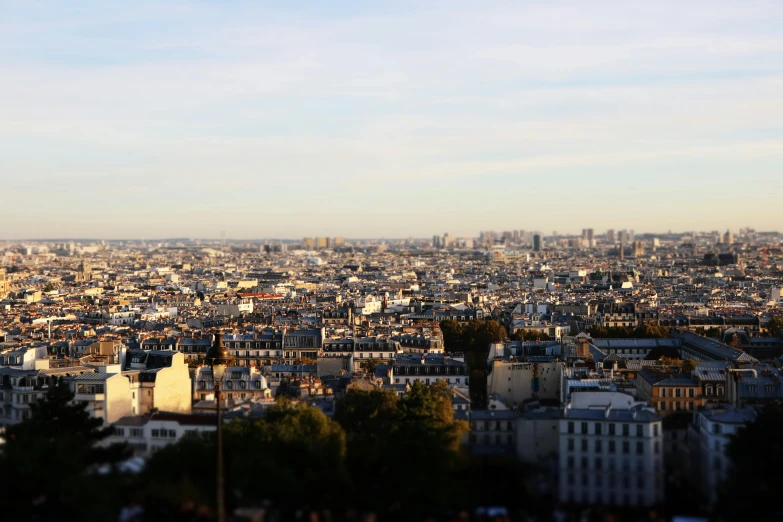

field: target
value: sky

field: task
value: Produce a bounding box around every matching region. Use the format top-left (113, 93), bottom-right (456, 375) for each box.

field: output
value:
top-left (1, 0), bottom-right (782, 240)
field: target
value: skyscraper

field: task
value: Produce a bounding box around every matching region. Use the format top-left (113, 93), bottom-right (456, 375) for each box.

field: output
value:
top-left (533, 234), bottom-right (542, 252)
top-left (607, 229), bottom-right (616, 243)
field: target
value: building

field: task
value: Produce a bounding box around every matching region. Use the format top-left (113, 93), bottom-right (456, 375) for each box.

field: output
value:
top-left (688, 407), bottom-right (756, 505)
top-left (533, 234), bottom-right (542, 252)
top-left (635, 370), bottom-right (707, 416)
top-left (558, 392), bottom-right (664, 507)
top-left (193, 365), bottom-right (271, 403)
top-left (469, 409), bottom-right (516, 455)
top-left (107, 412), bottom-right (217, 457)
top-left (486, 357), bottom-right (563, 407)
top-left (391, 353), bottom-right (468, 387)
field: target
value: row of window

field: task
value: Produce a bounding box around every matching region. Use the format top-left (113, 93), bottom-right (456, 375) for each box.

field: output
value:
top-left (565, 473), bottom-right (649, 490)
top-left (151, 429), bottom-right (178, 438)
top-left (393, 377), bottom-right (466, 385)
top-left (567, 421), bottom-right (659, 437)
top-left (198, 380), bottom-right (263, 390)
top-left (567, 439), bottom-right (659, 456)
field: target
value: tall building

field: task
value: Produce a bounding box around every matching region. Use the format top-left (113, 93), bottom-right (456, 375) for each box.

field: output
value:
top-left (0, 268), bottom-right (9, 298)
top-left (302, 237), bottom-right (315, 250)
top-left (723, 230), bottom-right (733, 244)
top-left (316, 237), bottom-right (328, 250)
top-left (606, 229), bottom-right (616, 243)
top-left (533, 234), bottom-right (542, 252)
top-left (334, 237), bottom-right (345, 247)
top-left (433, 235), bottom-right (441, 249)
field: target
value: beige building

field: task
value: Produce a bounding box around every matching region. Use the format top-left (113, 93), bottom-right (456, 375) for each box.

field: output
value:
top-left (486, 358), bottom-right (563, 407)
top-left (73, 350), bottom-right (193, 423)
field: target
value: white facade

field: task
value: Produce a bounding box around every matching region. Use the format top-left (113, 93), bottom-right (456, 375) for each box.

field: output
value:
top-left (558, 392), bottom-right (664, 507)
top-left (108, 413), bottom-right (217, 457)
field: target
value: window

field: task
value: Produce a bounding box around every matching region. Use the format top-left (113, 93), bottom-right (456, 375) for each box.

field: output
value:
top-left (151, 429), bottom-right (160, 438)
top-left (636, 425), bottom-right (643, 437)
top-left (581, 422), bottom-right (588, 434)
top-left (706, 385), bottom-right (713, 396)
top-left (661, 388), bottom-right (666, 398)
top-left (660, 401), bottom-right (666, 411)
top-left (636, 441), bottom-right (644, 455)
top-left (568, 421), bottom-right (574, 434)
top-left (609, 424), bottom-right (616, 435)
top-left (622, 424), bottom-right (629, 436)
top-left (609, 440), bottom-right (616, 453)
top-left (748, 384), bottom-right (756, 393)
top-left (130, 428), bottom-right (143, 437)
top-left (595, 440), bottom-right (602, 453)
top-left (688, 388), bottom-right (694, 398)
top-left (654, 424), bottom-right (659, 437)
top-left (595, 423), bottom-right (602, 435)
top-left (568, 439), bottom-right (574, 451)
top-left (168, 430), bottom-right (176, 438)
top-left (581, 439), bottom-right (588, 451)
top-left (717, 385), bottom-right (724, 395)
top-left (622, 441), bottom-right (629, 454)
top-left (567, 456), bottom-right (574, 469)
top-left (115, 428), bottom-right (125, 436)
top-left (675, 388), bottom-right (682, 398)
top-left (654, 441), bottom-right (660, 454)
top-left (595, 457), bottom-right (602, 470)
top-left (713, 424), bottom-right (722, 435)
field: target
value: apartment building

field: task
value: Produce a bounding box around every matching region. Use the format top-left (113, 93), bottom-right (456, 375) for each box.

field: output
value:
top-left (558, 392), bottom-right (664, 507)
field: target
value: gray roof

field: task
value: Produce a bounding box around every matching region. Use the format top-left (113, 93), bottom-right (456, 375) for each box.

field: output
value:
top-left (564, 404), bottom-right (659, 422)
top-left (72, 372), bottom-right (116, 381)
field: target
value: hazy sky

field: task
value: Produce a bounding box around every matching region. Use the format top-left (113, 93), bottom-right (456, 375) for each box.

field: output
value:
top-left (2, 1), bottom-right (782, 239)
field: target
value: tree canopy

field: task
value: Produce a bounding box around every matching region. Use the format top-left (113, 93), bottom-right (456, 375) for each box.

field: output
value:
top-left (335, 381), bottom-right (468, 514)
top-left (439, 319), bottom-right (507, 352)
top-left (0, 380), bottom-right (131, 520)
top-left (718, 403), bottom-right (783, 521)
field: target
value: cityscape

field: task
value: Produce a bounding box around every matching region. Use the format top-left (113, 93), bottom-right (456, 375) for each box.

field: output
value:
top-left (3, 1), bottom-right (783, 521)
top-left (0, 228), bottom-right (782, 520)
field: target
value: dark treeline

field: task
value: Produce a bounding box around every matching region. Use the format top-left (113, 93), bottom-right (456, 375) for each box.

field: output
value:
top-left (0, 380), bottom-right (533, 521)
top-left (587, 325), bottom-right (670, 339)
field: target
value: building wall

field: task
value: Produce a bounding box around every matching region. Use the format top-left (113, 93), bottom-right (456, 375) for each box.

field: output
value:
top-left (487, 360), bottom-right (562, 407)
top-left (517, 415), bottom-right (560, 462)
top-left (104, 376), bottom-right (133, 423)
top-left (152, 363), bottom-right (192, 414)
top-left (557, 416), bottom-right (664, 507)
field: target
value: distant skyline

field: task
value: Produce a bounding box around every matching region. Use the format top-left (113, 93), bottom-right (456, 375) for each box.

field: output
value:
top-left (2, 1), bottom-right (782, 239)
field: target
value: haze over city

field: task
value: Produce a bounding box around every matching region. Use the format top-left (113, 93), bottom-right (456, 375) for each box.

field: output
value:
top-left (1, 1), bottom-right (782, 239)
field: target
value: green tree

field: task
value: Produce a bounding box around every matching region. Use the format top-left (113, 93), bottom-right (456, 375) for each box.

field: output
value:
top-left (681, 358), bottom-right (696, 373)
top-left (767, 317), bottom-right (783, 337)
top-left (144, 399), bottom-right (349, 511)
top-left (0, 380), bottom-right (131, 521)
top-left (360, 357), bottom-right (381, 375)
top-left (718, 403), bottom-right (783, 521)
top-left (439, 319), bottom-right (465, 351)
top-left (43, 282), bottom-right (56, 292)
top-left (335, 381), bottom-right (468, 514)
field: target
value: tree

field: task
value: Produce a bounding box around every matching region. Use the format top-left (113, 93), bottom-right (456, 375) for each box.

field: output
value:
top-left (335, 381), bottom-right (468, 515)
top-left (767, 317), bottom-right (783, 337)
top-left (43, 282), bottom-right (56, 292)
top-left (0, 380), bottom-right (130, 520)
top-left (360, 357), bottom-right (381, 376)
top-left (144, 399), bottom-right (349, 512)
top-left (681, 358), bottom-right (696, 373)
top-left (718, 403), bottom-right (783, 521)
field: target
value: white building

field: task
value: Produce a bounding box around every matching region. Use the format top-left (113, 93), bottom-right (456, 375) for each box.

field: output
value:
top-left (107, 412), bottom-right (217, 457)
top-left (687, 407), bottom-right (756, 506)
top-left (72, 350), bottom-right (193, 423)
top-left (558, 392), bottom-right (664, 507)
